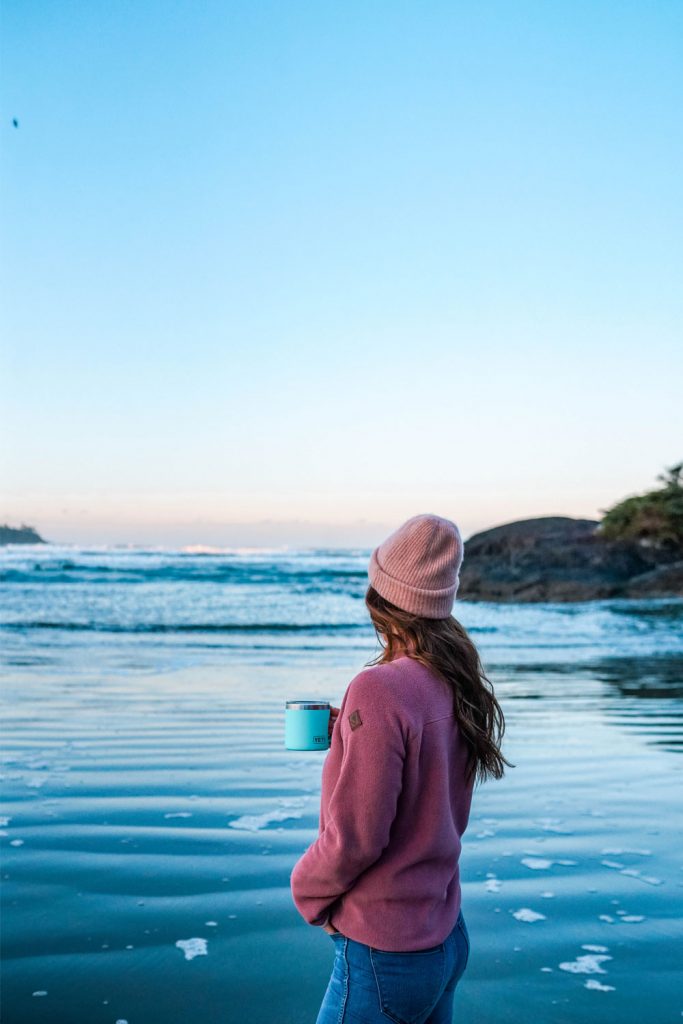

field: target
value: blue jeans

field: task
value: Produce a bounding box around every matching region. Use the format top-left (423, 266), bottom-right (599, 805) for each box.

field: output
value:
top-left (315, 909), bottom-right (471, 1024)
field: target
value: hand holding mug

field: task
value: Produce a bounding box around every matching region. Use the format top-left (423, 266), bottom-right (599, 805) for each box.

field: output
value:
top-left (328, 706), bottom-right (340, 740)
top-left (285, 701), bottom-right (334, 750)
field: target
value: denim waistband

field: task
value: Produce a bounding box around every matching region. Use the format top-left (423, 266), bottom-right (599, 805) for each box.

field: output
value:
top-left (336, 907), bottom-right (466, 956)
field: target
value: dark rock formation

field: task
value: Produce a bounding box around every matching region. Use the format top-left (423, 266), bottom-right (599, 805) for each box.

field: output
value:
top-left (458, 516), bottom-right (682, 603)
top-left (0, 524), bottom-right (46, 546)
top-left (621, 560), bottom-right (683, 598)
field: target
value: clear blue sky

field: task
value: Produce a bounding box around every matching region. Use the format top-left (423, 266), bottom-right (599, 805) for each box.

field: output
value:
top-left (1, 1), bottom-right (681, 547)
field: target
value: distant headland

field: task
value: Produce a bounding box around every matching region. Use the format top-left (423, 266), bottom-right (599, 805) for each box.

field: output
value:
top-left (459, 463), bottom-right (683, 602)
top-left (0, 523), bottom-right (47, 546)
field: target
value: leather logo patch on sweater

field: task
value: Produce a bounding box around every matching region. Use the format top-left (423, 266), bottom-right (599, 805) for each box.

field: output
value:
top-left (348, 709), bottom-right (363, 731)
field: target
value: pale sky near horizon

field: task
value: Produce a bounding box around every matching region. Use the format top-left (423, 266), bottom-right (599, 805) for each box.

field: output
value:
top-left (1, 1), bottom-right (681, 548)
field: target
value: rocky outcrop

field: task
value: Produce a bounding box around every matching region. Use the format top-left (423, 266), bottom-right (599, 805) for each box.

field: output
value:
top-left (458, 516), bottom-right (682, 603)
top-left (0, 524), bottom-right (46, 546)
top-left (620, 560), bottom-right (683, 597)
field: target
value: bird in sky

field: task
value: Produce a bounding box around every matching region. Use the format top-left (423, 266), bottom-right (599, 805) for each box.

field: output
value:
top-left (12, 118), bottom-right (19, 128)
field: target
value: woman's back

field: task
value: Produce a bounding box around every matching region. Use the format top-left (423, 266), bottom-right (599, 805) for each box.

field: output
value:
top-left (292, 513), bottom-right (509, 1022)
top-left (291, 655), bottom-right (475, 951)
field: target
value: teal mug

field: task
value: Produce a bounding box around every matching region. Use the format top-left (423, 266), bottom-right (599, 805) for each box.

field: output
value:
top-left (285, 700), bottom-right (331, 751)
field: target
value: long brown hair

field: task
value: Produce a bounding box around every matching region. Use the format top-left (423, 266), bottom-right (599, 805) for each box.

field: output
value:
top-left (364, 585), bottom-right (514, 787)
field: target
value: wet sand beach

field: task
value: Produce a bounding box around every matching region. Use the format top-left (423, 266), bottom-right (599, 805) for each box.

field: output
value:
top-left (1, 547), bottom-right (682, 1023)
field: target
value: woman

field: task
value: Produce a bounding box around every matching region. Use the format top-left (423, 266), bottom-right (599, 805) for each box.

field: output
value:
top-left (291, 514), bottom-right (512, 1024)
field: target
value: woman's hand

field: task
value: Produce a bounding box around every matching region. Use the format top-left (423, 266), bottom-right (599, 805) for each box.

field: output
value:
top-left (321, 920), bottom-right (340, 935)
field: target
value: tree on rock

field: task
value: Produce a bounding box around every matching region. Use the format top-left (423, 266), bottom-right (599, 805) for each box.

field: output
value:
top-left (598, 463), bottom-right (683, 553)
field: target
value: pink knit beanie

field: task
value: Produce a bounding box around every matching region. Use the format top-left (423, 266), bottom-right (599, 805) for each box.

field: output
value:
top-left (368, 514), bottom-right (464, 619)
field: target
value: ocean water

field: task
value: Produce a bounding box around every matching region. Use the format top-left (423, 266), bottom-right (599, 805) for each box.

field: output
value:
top-left (1, 545), bottom-right (682, 1024)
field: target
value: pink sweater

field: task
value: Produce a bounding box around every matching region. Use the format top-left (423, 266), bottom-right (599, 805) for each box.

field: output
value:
top-left (290, 655), bottom-right (475, 951)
